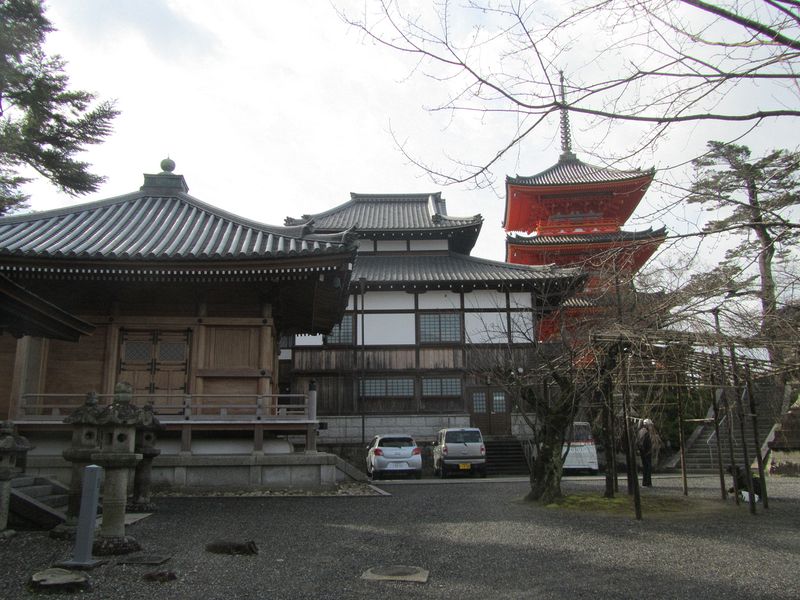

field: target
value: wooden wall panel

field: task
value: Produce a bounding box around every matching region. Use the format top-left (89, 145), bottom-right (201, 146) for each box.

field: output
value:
top-left (0, 336), bottom-right (17, 419)
top-left (363, 349), bottom-right (416, 370)
top-left (293, 349), bottom-right (354, 371)
top-left (44, 326), bottom-right (108, 395)
top-left (418, 347), bottom-right (462, 369)
top-left (205, 327), bottom-right (259, 369)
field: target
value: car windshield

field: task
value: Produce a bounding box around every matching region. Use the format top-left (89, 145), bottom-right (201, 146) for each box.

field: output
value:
top-left (569, 424), bottom-right (593, 442)
top-left (445, 430), bottom-right (481, 443)
top-left (379, 437), bottom-right (415, 448)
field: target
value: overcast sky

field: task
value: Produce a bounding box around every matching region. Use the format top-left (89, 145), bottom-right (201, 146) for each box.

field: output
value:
top-left (22, 1), bottom-right (800, 265)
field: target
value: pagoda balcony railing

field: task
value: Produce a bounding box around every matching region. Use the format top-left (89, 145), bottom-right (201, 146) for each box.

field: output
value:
top-left (16, 392), bottom-right (314, 424)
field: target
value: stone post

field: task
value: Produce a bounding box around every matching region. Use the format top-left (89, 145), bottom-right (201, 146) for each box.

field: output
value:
top-left (306, 380), bottom-right (317, 452)
top-left (90, 382), bottom-right (144, 555)
top-left (0, 421), bottom-right (32, 531)
top-left (127, 403), bottom-right (163, 513)
top-left (53, 393), bottom-right (102, 539)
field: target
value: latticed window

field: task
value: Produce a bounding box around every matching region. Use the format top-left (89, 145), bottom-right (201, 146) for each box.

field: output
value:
top-left (324, 315), bottom-right (353, 345)
top-left (422, 377), bottom-right (462, 397)
top-left (360, 378), bottom-right (415, 397)
top-left (419, 313), bottom-right (461, 343)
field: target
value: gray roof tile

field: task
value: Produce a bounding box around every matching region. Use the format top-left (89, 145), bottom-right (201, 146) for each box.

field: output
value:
top-left (507, 227), bottom-right (667, 246)
top-left (286, 192), bottom-right (482, 232)
top-left (0, 172), bottom-right (355, 262)
top-left (352, 253), bottom-right (582, 288)
top-left (507, 154), bottom-right (654, 186)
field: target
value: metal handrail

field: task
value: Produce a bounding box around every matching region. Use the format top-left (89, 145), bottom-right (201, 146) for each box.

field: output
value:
top-left (18, 392), bottom-right (311, 423)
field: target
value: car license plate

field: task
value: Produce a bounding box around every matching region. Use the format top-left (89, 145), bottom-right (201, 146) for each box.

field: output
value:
top-left (458, 463), bottom-right (471, 470)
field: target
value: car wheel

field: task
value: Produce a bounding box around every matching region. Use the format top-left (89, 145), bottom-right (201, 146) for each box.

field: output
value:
top-left (480, 468), bottom-right (487, 478)
top-left (414, 470), bottom-right (422, 480)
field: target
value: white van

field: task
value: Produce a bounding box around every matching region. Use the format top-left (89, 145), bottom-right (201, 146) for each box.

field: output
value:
top-left (562, 422), bottom-right (599, 474)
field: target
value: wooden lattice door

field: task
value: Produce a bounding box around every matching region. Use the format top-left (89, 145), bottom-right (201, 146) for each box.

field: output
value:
top-left (118, 330), bottom-right (190, 402)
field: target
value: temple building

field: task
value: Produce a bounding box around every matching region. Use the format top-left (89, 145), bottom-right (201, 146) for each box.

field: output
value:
top-left (283, 192), bottom-right (584, 445)
top-left (0, 160), bottom-right (357, 489)
top-left (504, 87), bottom-right (666, 339)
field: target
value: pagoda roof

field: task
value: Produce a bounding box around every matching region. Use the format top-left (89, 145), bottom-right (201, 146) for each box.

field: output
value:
top-left (285, 192), bottom-right (482, 254)
top-left (507, 153), bottom-right (654, 187)
top-left (0, 168), bottom-right (356, 263)
top-left (352, 252), bottom-right (584, 294)
top-left (507, 226), bottom-right (667, 246)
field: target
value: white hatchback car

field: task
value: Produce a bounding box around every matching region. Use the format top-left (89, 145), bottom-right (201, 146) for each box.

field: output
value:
top-left (365, 434), bottom-right (423, 480)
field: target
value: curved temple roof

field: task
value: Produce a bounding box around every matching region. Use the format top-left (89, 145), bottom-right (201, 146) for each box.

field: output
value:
top-left (0, 168), bottom-right (356, 263)
top-left (507, 227), bottom-right (667, 246)
top-left (352, 253), bottom-right (584, 289)
top-left (507, 155), bottom-right (654, 187)
top-left (285, 192), bottom-right (482, 254)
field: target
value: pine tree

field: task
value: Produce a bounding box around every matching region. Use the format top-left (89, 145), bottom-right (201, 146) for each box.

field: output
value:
top-left (0, 0), bottom-right (118, 214)
top-left (688, 141), bottom-right (800, 367)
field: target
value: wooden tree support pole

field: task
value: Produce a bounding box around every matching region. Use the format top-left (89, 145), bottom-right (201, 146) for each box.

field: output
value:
top-left (675, 373), bottom-right (688, 497)
top-left (745, 366), bottom-right (769, 509)
top-left (709, 373), bottom-right (728, 501)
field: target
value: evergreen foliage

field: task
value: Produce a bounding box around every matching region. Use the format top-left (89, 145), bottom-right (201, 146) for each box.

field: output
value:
top-left (0, 0), bottom-right (118, 214)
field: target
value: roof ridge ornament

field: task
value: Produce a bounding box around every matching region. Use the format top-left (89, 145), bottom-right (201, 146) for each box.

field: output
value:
top-left (559, 72), bottom-right (577, 163)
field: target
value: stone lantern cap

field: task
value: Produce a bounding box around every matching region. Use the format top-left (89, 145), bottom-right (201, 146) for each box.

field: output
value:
top-left (96, 383), bottom-right (147, 428)
top-left (0, 421), bottom-right (33, 454)
top-left (64, 392), bottom-right (104, 425)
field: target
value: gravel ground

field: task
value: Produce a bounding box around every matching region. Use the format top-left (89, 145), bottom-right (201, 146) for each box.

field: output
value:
top-left (1, 474), bottom-right (798, 599)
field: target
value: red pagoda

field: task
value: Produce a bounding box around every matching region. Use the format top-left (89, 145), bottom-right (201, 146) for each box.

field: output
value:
top-left (504, 79), bottom-right (666, 340)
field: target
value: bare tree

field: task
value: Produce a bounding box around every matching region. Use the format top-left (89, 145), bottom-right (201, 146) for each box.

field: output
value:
top-left (340, 0), bottom-right (799, 186)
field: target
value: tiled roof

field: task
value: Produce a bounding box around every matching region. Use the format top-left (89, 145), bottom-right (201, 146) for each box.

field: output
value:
top-left (352, 253), bottom-right (582, 288)
top-left (507, 154), bottom-right (654, 186)
top-left (507, 227), bottom-right (667, 246)
top-left (0, 170), bottom-right (356, 262)
top-left (285, 192), bottom-right (482, 232)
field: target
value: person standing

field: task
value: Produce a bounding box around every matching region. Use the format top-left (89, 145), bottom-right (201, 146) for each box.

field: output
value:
top-left (637, 419), bottom-right (654, 487)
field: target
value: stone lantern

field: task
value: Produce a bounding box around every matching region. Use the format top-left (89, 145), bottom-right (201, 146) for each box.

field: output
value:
top-left (0, 421), bottom-right (32, 531)
top-left (127, 402), bottom-right (163, 513)
top-left (54, 393), bottom-right (103, 538)
top-left (90, 382), bottom-right (144, 555)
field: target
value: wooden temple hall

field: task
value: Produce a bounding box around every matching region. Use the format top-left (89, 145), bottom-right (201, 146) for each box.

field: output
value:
top-left (0, 159), bottom-right (359, 489)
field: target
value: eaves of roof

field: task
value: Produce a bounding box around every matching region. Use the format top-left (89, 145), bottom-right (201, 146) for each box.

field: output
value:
top-left (507, 154), bottom-right (654, 187)
top-left (507, 226), bottom-right (667, 246)
top-left (351, 252), bottom-right (583, 290)
top-left (285, 192), bottom-right (483, 232)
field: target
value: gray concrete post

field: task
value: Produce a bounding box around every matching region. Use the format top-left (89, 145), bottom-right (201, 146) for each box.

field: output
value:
top-left (306, 380), bottom-right (317, 452)
top-left (59, 465), bottom-right (103, 568)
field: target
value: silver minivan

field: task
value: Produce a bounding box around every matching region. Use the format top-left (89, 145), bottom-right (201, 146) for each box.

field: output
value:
top-left (432, 427), bottom-right (487, 478)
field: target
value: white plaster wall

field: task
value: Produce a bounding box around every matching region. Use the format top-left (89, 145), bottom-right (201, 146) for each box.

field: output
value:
top-left (465, 312), bottom-right (508, 344)
top-left (376, 240), bottom-right (406, 252)
top-left (357, 239), bottom-right (375, 252)
top-left (410, 239), bottom-right (448, 251)
top-left (295, 334), bottom-right (323, 346)
top-left (417, 290), bottom-right (460, 309)
top-left (464, 289), bottom-right (507, 309)
top-left (319, 414), bottom-right (472, 444)
top-left (509, 292), bottom-right (533, 308)
top-left (510, 311), bottom-right (535, 343)
top-left (363, 291), bottom-right (414, 310)
top-left (364, 313), bottom-right (415, 345)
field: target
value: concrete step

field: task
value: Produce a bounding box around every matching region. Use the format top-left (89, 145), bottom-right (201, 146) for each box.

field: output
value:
top-left (15, 484), bottom-right (53, 498)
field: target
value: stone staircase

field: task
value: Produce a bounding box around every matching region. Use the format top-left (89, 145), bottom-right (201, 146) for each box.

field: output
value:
top-left (485, 438), bottom-right (529, 476)
top-left (9, 475), bottom-right (68, 530)
top-left (678, 385), bottom-right (783, 474)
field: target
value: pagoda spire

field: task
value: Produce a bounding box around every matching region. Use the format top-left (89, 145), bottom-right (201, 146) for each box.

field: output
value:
top-left (559, 71), bottom-right (576, 162)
